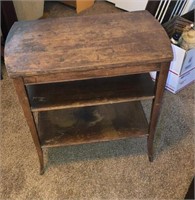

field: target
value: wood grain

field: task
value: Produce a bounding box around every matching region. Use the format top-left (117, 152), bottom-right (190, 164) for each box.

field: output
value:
top-left (38, 102), bottom-right (148, 147)
top-left (26, 73), bottom-right (154, 111)
top-left (23, 63), bottom-right (161, 84)
top-left (13, 78), bottom-right (44, 174)
top-left (147, 62), bottom-right (170, 161)
top-left (5, 11), bottom-right (173, 78)
top-left (4, 11), bottom-right (173, 171)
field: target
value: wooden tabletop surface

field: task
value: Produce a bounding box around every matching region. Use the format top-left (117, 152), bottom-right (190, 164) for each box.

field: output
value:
top-left (5, 10), bottom-right (173, 78)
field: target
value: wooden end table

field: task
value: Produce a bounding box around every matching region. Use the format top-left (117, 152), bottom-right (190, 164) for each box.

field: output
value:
top-left (4, 11), bottom-right (173, 174)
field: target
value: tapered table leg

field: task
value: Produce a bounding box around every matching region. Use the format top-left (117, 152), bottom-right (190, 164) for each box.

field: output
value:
top-left (13, 78), bottom-right (44, 174)
top-left (147, 62), bottom-right (170, 161)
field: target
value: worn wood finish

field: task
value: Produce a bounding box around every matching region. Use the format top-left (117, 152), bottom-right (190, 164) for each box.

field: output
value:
top-left (5, 11), bottom-right (172, 78)
top-left (13, 78), bottom-right (44, 174)
top-left (27, 73), bottom-right (155, 112)
top-left (147, 62), bottom-right (170, 161)
top-left (38, 102), bottom-right (148, 147)
top-left (23, 63), bottom-right (161, 85)
top-left (4, 11), bottom-right (173, 173)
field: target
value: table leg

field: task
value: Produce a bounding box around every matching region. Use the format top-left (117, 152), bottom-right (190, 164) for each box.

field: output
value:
top-left (147, 62), bottom-right (170, 161)
top-left (13, 78), bottom-right (44, 175)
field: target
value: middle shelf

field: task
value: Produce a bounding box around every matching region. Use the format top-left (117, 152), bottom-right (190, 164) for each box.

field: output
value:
top-left (26, 73), bottom-right (154, 112)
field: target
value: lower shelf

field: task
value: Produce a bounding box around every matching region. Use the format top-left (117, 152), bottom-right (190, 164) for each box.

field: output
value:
top-left (38, 101), bottom-right (148, 147)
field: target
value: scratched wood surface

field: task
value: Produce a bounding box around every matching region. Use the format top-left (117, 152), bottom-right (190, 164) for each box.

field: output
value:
top-left (5, 11), bottom-right (173, 78)
top-left (27, 73), bottom-right (154, 111)
top-left (38, 102), bottom-right (148, 147)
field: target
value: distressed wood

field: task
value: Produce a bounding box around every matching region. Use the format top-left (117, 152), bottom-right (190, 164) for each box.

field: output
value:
top-left (23, 63), bottom-right (161, 84)
top-left (5, 11), bottom-right (172, 78)
top-left (13, 78), bottom-right (44, 174)
top-left (27, 73), bottom-right (155, 112)
top-left (4, 11), bottom-right (173, 172)
top-left (38, 102), bottom-right (148, 147)
top-left (147, 62), bottom-right (170, 161)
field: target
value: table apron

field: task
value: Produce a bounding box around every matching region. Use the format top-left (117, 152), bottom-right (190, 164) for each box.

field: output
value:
top-left (23, 63), bottom-right (163, 85)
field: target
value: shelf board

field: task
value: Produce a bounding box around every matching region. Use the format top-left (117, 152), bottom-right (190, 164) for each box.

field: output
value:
top-left (38, 102), bottom-right (148, 147)
top-left (27, 73), bottom-right (154, 112)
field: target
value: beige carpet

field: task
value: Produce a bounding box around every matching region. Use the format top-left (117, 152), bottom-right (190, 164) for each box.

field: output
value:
top-left (1, 1), bottom-right (194, 199)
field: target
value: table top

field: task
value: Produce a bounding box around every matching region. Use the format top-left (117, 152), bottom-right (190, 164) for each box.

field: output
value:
top-left (5, 10), bottom-right (173, 78)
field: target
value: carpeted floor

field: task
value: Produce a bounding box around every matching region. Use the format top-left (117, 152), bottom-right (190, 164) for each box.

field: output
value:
top-left (1, 1), bottom-right (194, 199)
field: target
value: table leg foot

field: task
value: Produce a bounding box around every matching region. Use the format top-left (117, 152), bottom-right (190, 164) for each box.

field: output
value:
top-left (148, 155), bottom-right (154, 162)
top-left (147, 64), bottom-right (170, 163)
top-left (40, 167), bottom-right (45, 175)
top-left (38, 150), bottom-right (44, 175)
top-left (147, 134), bottom-right (154, 162)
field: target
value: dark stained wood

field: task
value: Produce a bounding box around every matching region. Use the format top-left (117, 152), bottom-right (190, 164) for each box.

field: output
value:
top-left (4, 11), bottom-right (173, 173)
top-left (38, 102), bottom-right (148, 147)
top-left (5, 11), bottom-right (173, 78)
top-left (24, 63), bottom-right (161, 85)
top-left (147, 62), bottom-right (170, 161)
top-left (185, 177), bottom-right (194, 199)
top-left (27, 73), bottom-right (155, 112)
top-left (13, 78), bottom-right (44, 174)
